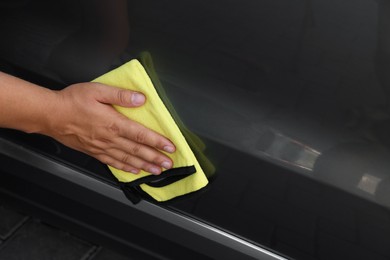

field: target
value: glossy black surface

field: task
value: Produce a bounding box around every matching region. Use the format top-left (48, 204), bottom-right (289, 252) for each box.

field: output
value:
top-left (1, 0), bottom-right (390, 259)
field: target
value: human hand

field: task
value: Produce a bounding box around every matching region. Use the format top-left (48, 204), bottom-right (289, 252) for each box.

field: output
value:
top-left (46, 82), bottom-right (176, 175)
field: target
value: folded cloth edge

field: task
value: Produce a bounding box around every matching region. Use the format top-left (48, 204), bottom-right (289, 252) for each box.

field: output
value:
top-left (92, 59), bottom-right (209, 202)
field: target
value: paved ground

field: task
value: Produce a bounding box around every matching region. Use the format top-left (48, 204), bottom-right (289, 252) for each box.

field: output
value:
top-left (0, 201), bottom-right (132, 260)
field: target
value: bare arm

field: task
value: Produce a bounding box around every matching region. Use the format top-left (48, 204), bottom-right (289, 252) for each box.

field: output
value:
top-left (0, 72), bottom-right (175, 175)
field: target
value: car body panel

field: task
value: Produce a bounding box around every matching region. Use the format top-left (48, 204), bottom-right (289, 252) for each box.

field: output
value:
top-left (1, 0), bottom-right (390, 259)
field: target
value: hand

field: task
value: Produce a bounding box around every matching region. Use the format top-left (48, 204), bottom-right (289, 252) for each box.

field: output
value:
top-left (46, 82), bottom-right (176, 175)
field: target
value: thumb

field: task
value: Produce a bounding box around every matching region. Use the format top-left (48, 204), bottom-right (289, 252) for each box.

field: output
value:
top-left (95, 83), bottom-right (146, 107)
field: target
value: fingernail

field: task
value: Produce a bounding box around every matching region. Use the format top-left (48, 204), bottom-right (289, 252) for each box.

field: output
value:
top-left (161, 161), bottom-right (172, 169)
top-left (130, 169), bottom-right (139, 174)
top-left (163, 145), bottom-right (175, 153)
top-left (149, 167), bottom-right (161, 175)
top-left (131, 93), bottom-right (145, 106)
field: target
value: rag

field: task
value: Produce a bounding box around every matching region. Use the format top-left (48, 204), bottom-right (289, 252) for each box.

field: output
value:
top-left (92, 55), bottom-right (213, 204)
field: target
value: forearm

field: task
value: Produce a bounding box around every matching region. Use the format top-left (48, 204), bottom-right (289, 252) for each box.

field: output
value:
top-left (0, 72), bottom-right (58, 134)
top-left (0, 73), bottom-right (175, 175)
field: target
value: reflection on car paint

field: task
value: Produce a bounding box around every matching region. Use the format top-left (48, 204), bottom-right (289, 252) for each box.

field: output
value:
top-left (255, 129), bottom-right (321, 172)
top-left (357, 173), bottom-right (382, 195)
top-left (2, 0), bottom-right (390, 259)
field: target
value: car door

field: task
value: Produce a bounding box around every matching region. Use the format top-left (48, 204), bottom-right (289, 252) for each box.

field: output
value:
top-left (1, 0), bottom-right (390, 259)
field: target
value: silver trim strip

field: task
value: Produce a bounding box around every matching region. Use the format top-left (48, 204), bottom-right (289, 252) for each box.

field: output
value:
top-left (0, 137), bottom-right (287, 260)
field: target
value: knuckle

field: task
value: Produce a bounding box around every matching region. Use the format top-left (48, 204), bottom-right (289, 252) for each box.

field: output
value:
top-left (153, 155), bottom-right (164, 165)
top-left (130, 144), bottom-right (142, 156)
top-left (107, 123), bottom-right (120, 135)
top-left (121, 153), bottom-right (131, 163)
top-left (135, 130), bottom-right (148, 143)
top-left (117, 89), bottom-right (128, 105)
top-left (141, 163), bottom-right (153, 172)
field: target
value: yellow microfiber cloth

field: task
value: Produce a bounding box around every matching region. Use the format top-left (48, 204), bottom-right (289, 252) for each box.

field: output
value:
top-left (92, 57), bottom-right (211, 204)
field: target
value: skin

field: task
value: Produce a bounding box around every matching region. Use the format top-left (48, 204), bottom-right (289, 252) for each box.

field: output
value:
top-left (0, 72), bottom-right (176, 175)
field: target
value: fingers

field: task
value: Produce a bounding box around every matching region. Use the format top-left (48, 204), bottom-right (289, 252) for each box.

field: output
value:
top-left (117, 118), bottom-right (176, 155)
top-left (80, 83), bottom-right (177, 175)
top-left (94, 83), bottom-right (146, 108)
top-left (108, 112), bottom-right (176, 175)
top-left (110, 136), bottom-right (174, 172)
top-left (97, 145), bottom-right (173, 175)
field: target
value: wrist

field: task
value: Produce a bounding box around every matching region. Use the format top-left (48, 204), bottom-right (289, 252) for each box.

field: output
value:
top-left (0, 72), bottom-right (64, 136)
top-left (23, 88), bottom-right (61, 137)
top-left (34, 89), bottom-right (64, 137)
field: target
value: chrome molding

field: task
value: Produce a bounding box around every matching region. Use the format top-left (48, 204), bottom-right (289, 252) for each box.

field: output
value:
top-left (0, 137), bottom-right (287, 260)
